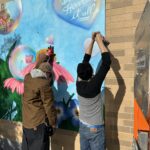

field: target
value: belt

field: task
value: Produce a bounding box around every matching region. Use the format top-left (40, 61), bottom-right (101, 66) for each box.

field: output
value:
top-left (23, 123), bottom-right (46, 131)
top-left (80, 121), bottom-right (104, 129)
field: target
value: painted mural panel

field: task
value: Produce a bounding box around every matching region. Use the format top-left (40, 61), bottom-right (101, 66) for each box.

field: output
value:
top-left (0, 0), bottom-right (105, 131)
top-left (134, 1), bottom-right (150, 120)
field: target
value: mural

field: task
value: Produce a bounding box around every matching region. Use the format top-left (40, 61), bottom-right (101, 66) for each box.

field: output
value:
top-left (134, 0), bottom-right (150, 119)
top-left (0, 0), bottom-right (105, 131)
top-left (134, 1), bottom-right (150, 149)
top-left (0, 0), bottom-right (22, 34)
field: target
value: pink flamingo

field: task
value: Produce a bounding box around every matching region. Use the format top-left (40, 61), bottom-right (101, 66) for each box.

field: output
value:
top-left (4, 44), bottom-right (74, 95)
top-left (21, 46), bottom-right (74, 84)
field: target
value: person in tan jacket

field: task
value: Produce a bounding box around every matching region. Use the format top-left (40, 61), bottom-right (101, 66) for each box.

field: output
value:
top-left (22, 54), bottom-right (57, 150)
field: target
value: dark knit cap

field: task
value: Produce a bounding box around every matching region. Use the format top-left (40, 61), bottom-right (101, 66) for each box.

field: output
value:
top-left (77, 62), bottom-right (93, 80)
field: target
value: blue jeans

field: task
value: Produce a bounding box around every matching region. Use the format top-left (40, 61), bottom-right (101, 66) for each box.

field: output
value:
top-left (79, 122), bottom-right (105, 150)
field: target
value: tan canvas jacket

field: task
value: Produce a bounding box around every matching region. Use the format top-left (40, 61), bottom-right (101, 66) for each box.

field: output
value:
top-left (22, 72), bottom-right (56, 129)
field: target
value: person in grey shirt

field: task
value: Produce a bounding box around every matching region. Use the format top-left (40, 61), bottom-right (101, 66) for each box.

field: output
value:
top-left (76, 32), bottom-right (111, 150)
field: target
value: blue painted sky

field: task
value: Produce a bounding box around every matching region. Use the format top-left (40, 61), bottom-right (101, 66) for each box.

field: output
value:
top-left (0, 0), bottom-right (105, 100)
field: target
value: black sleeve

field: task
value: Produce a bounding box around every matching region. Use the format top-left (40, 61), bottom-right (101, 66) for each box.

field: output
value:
top-left (87, 52), bottom-right (111, 93)
top-left (82, 54), bottom-right (91, 63)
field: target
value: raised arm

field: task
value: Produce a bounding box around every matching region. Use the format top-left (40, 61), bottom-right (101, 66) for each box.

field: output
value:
top-left (83, 32), bottom-right (98, 62)
top-left (88, 33), bottom-right (111, 94)
top-left (95, 32), bottom-right (109, 53)
top-left (85, 32), bottom-right (97, 55)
